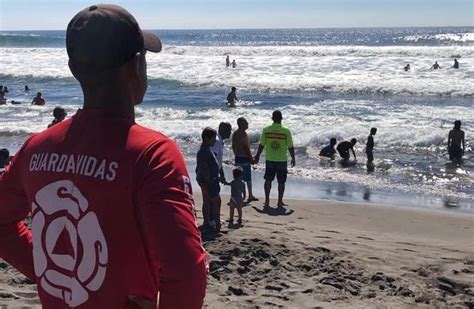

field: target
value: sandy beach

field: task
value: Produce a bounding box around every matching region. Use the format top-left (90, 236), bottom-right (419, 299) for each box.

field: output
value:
top-left (0, 193), bottom-right (472, 308)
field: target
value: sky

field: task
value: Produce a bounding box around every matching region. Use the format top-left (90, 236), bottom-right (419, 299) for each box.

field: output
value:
top-left (0, 0), bottom-right (473, 30)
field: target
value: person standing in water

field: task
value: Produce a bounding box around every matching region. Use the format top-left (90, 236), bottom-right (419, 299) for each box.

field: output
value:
top-left (232, 59), bottom-right (236, 68)
top-left (226, 55), bottom-right (230, 68)
top-left (31, 92), bottom-right (45, 105)
top-left (453, 59), bottom-right (459, 69)
top-left (227, 86), bottom-right (238, 107)
top-left (448, 120), bottom-right (465, 162)
top-left (431, 61), bottom-right (441, 70)
top-left (366, 128), bottom-right (377, 166)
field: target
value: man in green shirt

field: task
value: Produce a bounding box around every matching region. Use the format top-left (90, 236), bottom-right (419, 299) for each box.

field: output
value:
top-left (254, 110), bottom-right (295, 208)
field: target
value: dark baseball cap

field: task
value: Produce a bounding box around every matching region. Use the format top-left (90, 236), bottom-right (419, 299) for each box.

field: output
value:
top-left (66, 4), bottom-right (162, 70)
top-left (272, 110), bottom-right (283, 120)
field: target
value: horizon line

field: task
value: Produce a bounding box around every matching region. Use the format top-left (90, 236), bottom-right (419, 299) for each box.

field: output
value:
top-left (1, 25), bottom-right (473, 32)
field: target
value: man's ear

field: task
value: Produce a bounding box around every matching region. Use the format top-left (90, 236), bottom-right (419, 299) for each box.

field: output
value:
top-left (124, 53), bottom-right (141, 79)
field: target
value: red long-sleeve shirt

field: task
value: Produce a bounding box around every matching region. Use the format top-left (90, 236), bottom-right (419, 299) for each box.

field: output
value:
top-left (0, 109), bottom-right (207, 308)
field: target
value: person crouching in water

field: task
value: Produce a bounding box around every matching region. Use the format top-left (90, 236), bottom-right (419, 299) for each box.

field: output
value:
top-left (48, 107), bottom-right (67, 128)
top-left (226, 167), bottom-right (246, 227)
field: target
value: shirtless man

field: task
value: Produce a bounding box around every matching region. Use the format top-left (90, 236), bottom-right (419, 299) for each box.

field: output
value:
top-left (431, 61), bottom-right (441, 70)
top-left (448, 120), bottom-right (465, 162)
top-left (31, 92), bottom-right (45, 105)
top-left (232, 117), bottom-right (258, 202)
top-left (337, 138), bottom-right (357, 161)
top-left (227, 87), bottom-right (238, 107)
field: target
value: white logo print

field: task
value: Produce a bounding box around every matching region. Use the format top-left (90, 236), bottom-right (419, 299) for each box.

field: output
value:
top-left (32, 180), bottom-right (108, 307)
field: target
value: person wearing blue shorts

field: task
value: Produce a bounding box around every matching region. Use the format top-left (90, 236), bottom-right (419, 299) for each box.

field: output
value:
top-left (232, 117), bottom-right (259, 202)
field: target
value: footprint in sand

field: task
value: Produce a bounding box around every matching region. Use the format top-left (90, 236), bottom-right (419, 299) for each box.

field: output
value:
top-left (321, 230), bottom-right (341, 234)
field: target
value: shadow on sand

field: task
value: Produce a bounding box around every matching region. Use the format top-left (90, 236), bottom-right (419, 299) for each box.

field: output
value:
top-left (252, 205), bottom-right (294, 216)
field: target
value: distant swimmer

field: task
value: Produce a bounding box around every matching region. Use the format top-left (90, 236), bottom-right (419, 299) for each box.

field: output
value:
top-left (31, 92), bottom-right (45, 105)
top-left (453, 59), bottom-right (459, 69)
top-left (403, 64), bottom-right (410, 72)
top-left (366, 128), bottom-right (377, 166)
top-left (319, 138), bottom-right (337, 159)
top-left (448, 120), bottom-right (465, 162)
top-left (0, 90), bottom-right (6, 105)
top-left (232, 59), bottom-right (236, 68)
top-left (24, 85), bottom-right (30, 91)
top-left (226, 55), bottom-right (230, 68)
top-left (431, 61), bottom-right (441, 70)
top-left (48, 107), bottom-right (67, 128)
top-left (336, 138), bottom-right (357, 161)
top-left (227, 86), bottom-right (238, 107)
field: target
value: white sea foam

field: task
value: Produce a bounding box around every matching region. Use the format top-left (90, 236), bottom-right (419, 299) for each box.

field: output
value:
top-left (1, 45), bottom-right (473, 97)
top-left (403, 32), bottom-right (474, 43)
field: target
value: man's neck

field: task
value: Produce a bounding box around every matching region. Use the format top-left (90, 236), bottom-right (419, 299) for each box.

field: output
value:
top-left (82, 87), bottom-right (136, 118)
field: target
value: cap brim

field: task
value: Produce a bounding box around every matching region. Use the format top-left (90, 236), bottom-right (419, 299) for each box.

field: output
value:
top-left (143, 31), bottom-right (162, 52)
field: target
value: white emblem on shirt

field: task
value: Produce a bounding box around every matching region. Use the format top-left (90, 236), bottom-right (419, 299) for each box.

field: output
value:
top-left (32, 180), bottom-right (108, 307)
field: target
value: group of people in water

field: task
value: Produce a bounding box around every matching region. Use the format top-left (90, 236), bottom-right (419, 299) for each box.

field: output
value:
top-left (0, 85), bottom-right (47, 106)
top-left (404, 58), bottom-right (460, 71)
top-left (319, 127), bottom-right (377, 165)
top-left (225, 55), bottom-right (237, 68)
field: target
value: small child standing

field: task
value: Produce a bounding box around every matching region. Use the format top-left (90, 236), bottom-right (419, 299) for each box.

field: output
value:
top-left (227, 167), bottom-right (246, 226)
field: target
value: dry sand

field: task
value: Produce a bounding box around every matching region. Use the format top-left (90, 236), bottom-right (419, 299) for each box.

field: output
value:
top-left (1, 195), bottom-right (473, 308)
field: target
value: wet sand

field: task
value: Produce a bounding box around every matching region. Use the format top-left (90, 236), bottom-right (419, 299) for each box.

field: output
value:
top-left (1, 194), bottom-right (473, 308)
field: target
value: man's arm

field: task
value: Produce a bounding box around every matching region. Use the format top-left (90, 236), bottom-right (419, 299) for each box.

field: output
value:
top-left (243, 133), bottom-right (253, 162)
top-left (138, 140), bottom-right (207, 309)
top-left (289, 147), bottom-right (296, 167)
top-left (254, 144), bottom-right (264, 164)
top-left (448, 131), bottom-right (452, 148)
top-left (462, 131), bottom-right (465, 153)
top-left (197, 151), bottom-right (211, 183)
top-left (0, 141), bottom-right (35, 280)
top-left (351, 147), bottom-right (357, 160)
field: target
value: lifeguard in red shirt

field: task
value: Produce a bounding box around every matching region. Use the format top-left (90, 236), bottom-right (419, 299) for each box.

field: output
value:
top-left (0, 4), bottom-right (207, 309)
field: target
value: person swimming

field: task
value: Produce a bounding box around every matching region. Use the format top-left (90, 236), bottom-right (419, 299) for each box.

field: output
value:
top-left (403, 64), bottom-right (410, 71)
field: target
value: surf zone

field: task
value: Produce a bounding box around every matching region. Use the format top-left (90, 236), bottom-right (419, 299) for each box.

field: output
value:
top-left (29, 153), bottom-right (118, 181)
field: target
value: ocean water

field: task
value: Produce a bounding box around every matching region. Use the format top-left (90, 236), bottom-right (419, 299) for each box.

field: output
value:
top-left (1, 27), bottom-right (473, 211)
